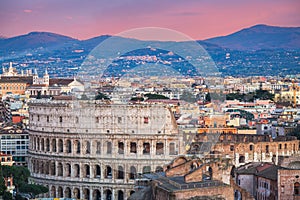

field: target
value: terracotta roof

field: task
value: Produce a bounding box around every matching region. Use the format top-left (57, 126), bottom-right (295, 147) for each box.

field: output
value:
top-left (49, 78), bottom-right (74, 86)
top-left (0, 76), bottom-right (33, 84)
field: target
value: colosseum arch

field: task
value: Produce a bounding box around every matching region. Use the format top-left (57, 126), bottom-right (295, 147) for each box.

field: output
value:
top-left (129, 166), bottom-right (136, 179)
top-left (104, 189), bottom-right (112, 200)
top-left (85, 140), bottom-right (91, 154)
top-left (156, 142), bottom-right (164, 155)
top-left (155, 166), bottom-right (163, 173)
top-left (66, 139), bottom-right (72, 153)
top-left (94, 164), bottom-right (101, 178)
top-left (37, 137), bottom-right (40, 151)
top-left (50, 186), bottom-right (56, 197)
top-left (75, 140), bottom-right (81, 154)
top-left (64, 187), bottom-right (71, 198)
top-left (105, 165), bottom-right (112, 179)
top-left (93, 189), bottom-right (101, 200)
top-left (83, 188), bottom-right (90, 200)
top-left (117, 166), bottom-right (124, 179)
top-left (41, 138), bottom-right (44, 151)
top-left (74, 164), bottom-right (80, 177)
top-left (58, 139), bottom-right (63, 153)
top-left (57, 162), bottom-right (63, 176)
top-left (73, 188), bottom-right (80, 199)
top-left (65, 163), bottom-right (71, 177)
top-left (57, 186), bottom-right (63, 198)
top-left (45, 138), bottom-right (50, 151)
top-left (51, 139), bottom-right (56, 152)
top-left (84, 164), bottom-right (90, 178)
top-left (117, 190), bottom-right (124, 200)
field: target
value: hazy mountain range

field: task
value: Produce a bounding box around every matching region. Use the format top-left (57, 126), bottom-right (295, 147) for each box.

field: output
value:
top-left (0, 24), bottom-right (299, 77)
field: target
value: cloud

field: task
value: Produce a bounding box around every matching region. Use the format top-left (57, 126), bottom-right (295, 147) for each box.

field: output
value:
top-left (66, 16), bottom-right (73, 20)
top-left (23, 9), bottom-right (32, 13)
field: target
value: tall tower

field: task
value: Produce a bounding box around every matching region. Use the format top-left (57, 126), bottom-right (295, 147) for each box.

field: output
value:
top-left (43, 69), bottom-right (49, 86)
top-left (33, 68), bottom-right (39, 85)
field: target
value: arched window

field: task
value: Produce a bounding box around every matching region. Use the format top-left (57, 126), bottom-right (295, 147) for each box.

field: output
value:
top-left (74, 164), bottom-right (80, 178)
top-left (118, 190), bottom-right (124, 200)
top-left (83, 188), bottom-right (90, 200)
top-left (74, 188), bottom-right (80, 199)
top-left (295, 182), bottom-right (300, 195)
top-left (169, 143), bottom-right (177, 155)
top-left (57, 162), bottom-right (63, 176)
top-left (57, 186), bottom-right (63, 198)
top-left (93, 189), bottom-right (101, 200)
top-left (46, 138), bottom-right (50, 151)
top-left (96, 141), bottom-right (101, 154)
top-left (84, 164), bottom-right (90, 177)
top-left (85, 141), bottom-right (90, 154)
top-left (239, 155), bottom-right (245, 163)
top-left (52, 139), bottom-right (56, 152)
top-left (41, 138), bottom-right (44, 151)
top-left (66, 140), bottom-right (72, 153)
top-left (105, 166), bottom-right (112, 179)
top-left (65, 163), bottom-right (71, 177)
top-left (130, 142), bottom-right (137, 153)
top-left (155, 166), bottom-right (163, 173)
top-left (117, 166), bottom-right (124, 179)
top-left (64, 187), bottom-right (71, 198)
top-left (95, 165), bottom-right (101, 178)
top-left (129, 166), bottom-right (136, 180)
top-left (107, 142), bottom-right (112, 154)
top-left (156, 142), bottom-right (164, 155)
top-left (118, 142), bottom-right (124, 154)
top-left (105, 189), bottom-right (112, 200)
top-left (75, 140), bottom-right (81, 154)
top-left (58, 139), bottom-right (63, 153)
top-left (143, 166), bottom-right (151, 174)
top-left (50, 162), bottom-right (56, 176)
top-left (59, 116), bottom-right (63, 123)
top-left (249, 144), bottom-right (254, 151)
top-left (143, 142), bottom-right (150, 154)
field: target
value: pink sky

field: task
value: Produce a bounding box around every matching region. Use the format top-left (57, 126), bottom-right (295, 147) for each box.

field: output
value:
top-left (0, 0), bottom-right (299, 40)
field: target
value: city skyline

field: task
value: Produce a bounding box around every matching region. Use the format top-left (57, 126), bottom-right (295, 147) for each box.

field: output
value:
top-left (1, 0), bottom-right (300, 40)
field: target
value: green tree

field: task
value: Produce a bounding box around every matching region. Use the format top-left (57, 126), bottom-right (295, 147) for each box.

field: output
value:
top-left (95, 92), bottom-right (110, 100)
top-left (0, 166), bottom-right (7, 195)
top-left (144, 93), bottom-right (169, 100)
top-left (19, 184), bottom-right (48, 196)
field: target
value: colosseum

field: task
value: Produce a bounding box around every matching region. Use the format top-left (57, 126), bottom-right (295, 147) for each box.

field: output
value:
top-left (28, 99), bottom-right (184, 200)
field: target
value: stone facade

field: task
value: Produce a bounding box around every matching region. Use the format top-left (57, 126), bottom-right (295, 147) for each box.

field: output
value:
top-left (28, 99), bottom-right (184, 200)
top-left (278, 169), bottom-right (300, 200)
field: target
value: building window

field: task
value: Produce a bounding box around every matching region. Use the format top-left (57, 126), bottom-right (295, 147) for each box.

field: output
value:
top-left (74, 164), bottom-right (80, 178)
top-left (84, 164), bottom-right (90, 178)
top-left (58, 139), bottom-right (63, 153)
top-left (118, 142), bottom-right (124, 154)
top-left (230, 145), bottom-right (234, 151)
top-left (59, 116), bottom-right (63, 123)
top-left (295, 182), bottom-right (300, 195)
top-left (75, 141), bottom-right (81, 154)
top-left (96, 141), bottom-right (101, 154)
top-left (169, 143), bottom-right (177, 155)
top-left (130, 142), bottom-right (137, 153)
top-left (66, 140), bottom-right (71, 153)
top-left (249, 144), bottom-right (253, 151)
top-left (143, 142), bottom-right (150, 154)
top-left (279, 144), bottom-right (282, 149)
top-left (85, 141), bottom-right (90, 154)
top-left (105, 166), bottom-right (112, 179)
top-left (156, 142), bottom-right (164, 155)
top-left (143, 166), bottom-right (151, 174)
top-left (46, 116), bottom-right (49, 123)
top-left (117, 166), bottom-right (124, 179)
top-left (144, 117), bottom-right (149, 124)
top-left (107, 142), bottom-right (112, 154)
top-left (118, 117), bottom-right (122, 124)
top-left (284, 144), bottom-right (287, 149)
top-left (129, 166), bottom-right (136, 180)
top-left (266, 145), bottom-right (269, 153)
top-left (95, 165), bottom-right (101, 178)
